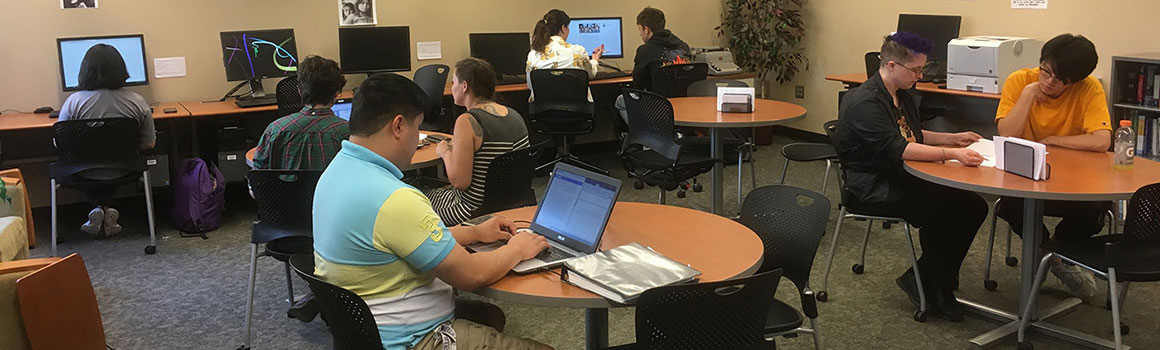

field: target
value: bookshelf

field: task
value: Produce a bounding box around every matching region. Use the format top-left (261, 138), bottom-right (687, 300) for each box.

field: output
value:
top-left (1110, 54), bottom-right (1160, 161)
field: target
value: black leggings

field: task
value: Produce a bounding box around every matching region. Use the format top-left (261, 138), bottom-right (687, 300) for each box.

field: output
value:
top-left (996, 197), bottom-right (1109, 246)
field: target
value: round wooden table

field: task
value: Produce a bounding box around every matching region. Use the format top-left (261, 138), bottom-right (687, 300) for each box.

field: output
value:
top-left (905, 147), bottom-right (1160, 349)
top-left (669, 97), bottom-right (807, 215)
top-left (244, 132), bottom-right (450, 170)
top-left (478, 202), bottom-right (765, 349)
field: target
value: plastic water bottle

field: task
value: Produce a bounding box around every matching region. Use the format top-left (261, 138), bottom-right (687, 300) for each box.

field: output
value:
top-left (1114, 120), bottom-right (1135, 169)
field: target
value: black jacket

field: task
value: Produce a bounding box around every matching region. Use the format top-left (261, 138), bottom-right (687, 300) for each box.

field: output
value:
top-left (632, 29), bottom-right (690, 91)
top-left (835, 74), bottom-right (925, 205)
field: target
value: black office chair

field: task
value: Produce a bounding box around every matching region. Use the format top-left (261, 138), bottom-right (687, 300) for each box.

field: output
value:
top-left (620, 89), bottom-right (715, 203)
top-left (276, 75), bottom-right (303, 117)
top-left (686, 79), bottom-right (757, 211)
top-left (471, 146), bottom-right (543, 217)
top-left (289, 255), bottom-right (384, 350)
top-left (50, 118), bottom-right (158, 256)
top-left (981, 198), bottom-right (1116, 291)
top-left (815, 120), bottom-right (930, 322)
top-left (240, 170), bottom-right (322, 350)
top-left (414, 64), bottom-right (451, 133)
top-left (779, 120), bottom-right (840, 193)
top-left (738, 185), bottom-right (830, 350)
top-left (603, 269), bottom-right (783, 350)
top-left (864, 52), bottom-right (881, 78)
top-left (529, 68), bottom-right (605, 174)
top-left (1017, 183), bottom-right (1160, 350)
top-left (650, 63), bottom-right (709, 98)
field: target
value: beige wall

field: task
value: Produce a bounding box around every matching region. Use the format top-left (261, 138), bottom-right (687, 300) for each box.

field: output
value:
top-left (768, 0), bottom-right (1160, 134)
top-left (0, 0), bottom-right (724, 111)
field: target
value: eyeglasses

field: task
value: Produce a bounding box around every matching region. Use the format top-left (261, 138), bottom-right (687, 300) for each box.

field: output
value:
top-left (891, 61), bottom-right (925, 75)
top-left (1039, 66), bottom-right (1071, 85)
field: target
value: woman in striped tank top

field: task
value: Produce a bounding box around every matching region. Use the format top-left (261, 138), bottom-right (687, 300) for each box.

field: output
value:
top-left (428, 58), bottom-right (531, 225)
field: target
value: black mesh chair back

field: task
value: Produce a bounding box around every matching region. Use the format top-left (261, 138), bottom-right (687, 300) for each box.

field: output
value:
top-left (739, 185), bottom-right (831, 291)
top-left (634, 269), bottom-right (782, 350)
top-left (865, 52), bottom-right (881, 78)
top-left (246, 170), bottom-right (323, 244)
top-left (1107, 183), bottom-right (1160, 281)
top-left (414, 64), bottom-right (450, 131)
top-left (621, 89), bottom-right (682, 163)
top-left (51, 118), bottom-right (144, 182)
top-left (686, 79), bottom-right (749, 97)
top-left (529, 68), bottom-right (594, 115)
top-left (276, 75), bottom-right (303, 116)
top-left (474, 146), bottom-right (542, 216)
top-left (650, 63), bottom-right (709, 98)
top-left (289, 255), bottom-right (384, 350)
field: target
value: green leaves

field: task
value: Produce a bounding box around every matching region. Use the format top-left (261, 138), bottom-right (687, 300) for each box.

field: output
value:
top-left (0, 178), bottom-right (9, 206)
top-left (718, 0), bottom-right (809, 85)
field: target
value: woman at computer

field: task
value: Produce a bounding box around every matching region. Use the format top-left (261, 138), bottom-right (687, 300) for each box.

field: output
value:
top-left (526, 8), bottom-right (604, 100)
top-left (428, 58), bottom-right (531, 226)
top-left (58, 43), bottom-right (156, 238)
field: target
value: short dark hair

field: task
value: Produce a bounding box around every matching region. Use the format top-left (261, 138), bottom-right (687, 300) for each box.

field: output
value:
top-left (636, 7), bottom-right (666, 32)
top-left (349, 73), bottom-right (429, 137)
top-left (1040, 34), bottom-right (1098, 85)
top-left (297, 55), bottom-right (347, 106)
top-left (77, 44), bottom-right (130, 90)
top-left (879, 32), bottom-right (932, 66)
top-left (454, 58), bottom-right (497, 100)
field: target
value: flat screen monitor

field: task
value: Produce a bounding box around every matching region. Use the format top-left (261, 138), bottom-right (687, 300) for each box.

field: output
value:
top-left (469, 33), bottom-right (530, 78)
top-left (332, 98), bottom-right (353, 120)
top-left (567, 17), bottom-right (623, 58)
top-left (220, 28), bottom-right (299, 82)
top-left (57, 34), bottom-right (148, 91)
top-left (339, 26), bottom-right (411, 74)
top-left (896, 14), bottom-right (961, 63)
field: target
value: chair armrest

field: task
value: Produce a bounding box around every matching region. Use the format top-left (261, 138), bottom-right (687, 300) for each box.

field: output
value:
top-left (0, 258), bottom-right (59, 275)
top-left (800, 289), bottom-right (819, 319)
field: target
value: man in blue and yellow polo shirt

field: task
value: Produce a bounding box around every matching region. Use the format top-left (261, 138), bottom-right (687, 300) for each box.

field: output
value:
top-left (313, 73), bottom-right (553, 350)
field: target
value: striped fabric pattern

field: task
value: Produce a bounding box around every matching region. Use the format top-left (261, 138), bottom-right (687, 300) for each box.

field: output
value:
top-left (428, 108), bottom-right (530, 225)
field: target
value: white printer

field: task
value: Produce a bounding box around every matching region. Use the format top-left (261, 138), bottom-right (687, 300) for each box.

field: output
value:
top-left (693, 47), bottom-right (741, 75)
top-left (947, 36), bottom-right (1043, 93)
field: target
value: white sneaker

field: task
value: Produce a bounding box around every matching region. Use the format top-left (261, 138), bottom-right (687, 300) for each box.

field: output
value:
top-left (80, 207), bottom-right (104, 237)
top-left (1050, 264), bottom-right (1097, 300)
top-left (102, 206), bottom-right (121, 236)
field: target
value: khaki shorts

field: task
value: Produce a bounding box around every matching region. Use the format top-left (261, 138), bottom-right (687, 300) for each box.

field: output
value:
top-left (412, 319), bottom-right (547, 350)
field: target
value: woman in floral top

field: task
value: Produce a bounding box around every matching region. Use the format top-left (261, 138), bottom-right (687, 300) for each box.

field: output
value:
top-left (526, 9), bottom-right (604, 101)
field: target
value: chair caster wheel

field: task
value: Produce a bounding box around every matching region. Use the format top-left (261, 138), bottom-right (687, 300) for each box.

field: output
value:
top-left (676, 191), bottom-right (686, 198)
top-left (1121, 323), bottom-right (1130, 336)
top-left (634, 181), bottom-right (645, 190)
top-left (852, 264), bottom-right (864, 274)
top-left (692, 183), bottom-right (703, 192)
top-left (1017, 341), bottom-right (1034, 350)
top-left (145, 245), bottom-right (156, 255)
top-left (1005, 256), bottom-right (1019, 267)
top-left (816, 291), bottom-right (828, 302)
top-left (913, 310), bottom-right (927, 322)
top-left (984, 280), bottom-right (998, 291)
top-left (882, 221), bottom-right (893, 229)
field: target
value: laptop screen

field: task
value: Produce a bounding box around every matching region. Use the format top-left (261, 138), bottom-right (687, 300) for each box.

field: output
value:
top-left (531, 163), bottom-right (621, 253)
top-left (332, 99), bottom-right (353, 120)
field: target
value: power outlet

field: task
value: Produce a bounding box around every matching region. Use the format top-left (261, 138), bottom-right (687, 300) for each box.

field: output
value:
top-left (794, 85), bottom-right (805, 99)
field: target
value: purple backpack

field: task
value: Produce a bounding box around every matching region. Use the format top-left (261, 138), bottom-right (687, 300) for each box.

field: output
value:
top-left (171, 158), bottom-right (225, 234)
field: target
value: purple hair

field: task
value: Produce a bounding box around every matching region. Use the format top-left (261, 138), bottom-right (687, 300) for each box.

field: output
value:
top-left (889, 32), bottom-right (933, 55)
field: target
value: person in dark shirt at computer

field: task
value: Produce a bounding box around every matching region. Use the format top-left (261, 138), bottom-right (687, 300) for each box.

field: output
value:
top-left (252, 55), bottom-right (349, 170)
top-left (835, 32), bottom-right (987, 322)
top-left (616, 7), bottom-right (691, 124)
top-left (58, 43), bottom-right (156, 239)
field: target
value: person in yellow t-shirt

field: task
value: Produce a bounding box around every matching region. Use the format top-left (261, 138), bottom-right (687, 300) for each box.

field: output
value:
top-left (995, 34), bottom-right (1111, 300)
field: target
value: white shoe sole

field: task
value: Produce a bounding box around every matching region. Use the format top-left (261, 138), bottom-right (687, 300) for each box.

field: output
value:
top-left (104, 208), bottom-right (123, 236)
top-left (81, 208), bottom-right (104, 236)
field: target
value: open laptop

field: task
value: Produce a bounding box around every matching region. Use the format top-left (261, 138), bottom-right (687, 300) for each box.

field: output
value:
top-left (467, 162), bottom-right (622, 274)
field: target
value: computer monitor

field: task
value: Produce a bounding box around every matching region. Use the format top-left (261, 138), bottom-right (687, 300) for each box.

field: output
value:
top-left (567, 17), bottom-right (623, 58)
top-left (332, 98), bottom-right (353, 120)
top-left (339, 26), bottom-right (411, 74)
top-left (220, 28), bottom-right (299, 97)
top-left (57, 34), bottom-right (148, 92)
top-left (897, 14), bottom-right (961, 78)
top-left (469, 33), bottom-right (530, 79)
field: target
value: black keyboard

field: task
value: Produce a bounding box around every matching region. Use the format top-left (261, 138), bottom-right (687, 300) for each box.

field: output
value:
top-left (234, 96), bottom-right (278, 108)
top-left (536, 246), bottom-right (573, 262)
top-left (594, 71), bottom-right (630, 80)
top-left (496, 75), bottom-right (527, 85)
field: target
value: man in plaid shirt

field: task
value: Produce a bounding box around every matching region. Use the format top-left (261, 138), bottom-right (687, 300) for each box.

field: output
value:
top-left (253, 55), bottom-right (349, 170)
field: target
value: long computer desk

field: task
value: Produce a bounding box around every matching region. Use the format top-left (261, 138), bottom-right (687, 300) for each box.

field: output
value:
top-left (826, 73), bottom-right (1001, 137)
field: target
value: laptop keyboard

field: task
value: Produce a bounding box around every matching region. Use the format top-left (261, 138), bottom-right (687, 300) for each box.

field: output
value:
top-left (536, 246), bottom-right (573, 262)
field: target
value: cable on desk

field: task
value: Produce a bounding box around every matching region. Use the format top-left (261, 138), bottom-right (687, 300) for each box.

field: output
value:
top-left (0, 109), bottom-right (31, 114)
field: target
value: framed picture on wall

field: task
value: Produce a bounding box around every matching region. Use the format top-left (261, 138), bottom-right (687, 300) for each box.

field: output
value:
top-left (338, 0), bottom-right (377, 26)
top-left (62, 0), bottom-right (98, 9)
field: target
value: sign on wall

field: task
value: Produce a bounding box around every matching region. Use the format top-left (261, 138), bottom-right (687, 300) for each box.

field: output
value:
top-left (1011, 0), bottom-right (1048, 9)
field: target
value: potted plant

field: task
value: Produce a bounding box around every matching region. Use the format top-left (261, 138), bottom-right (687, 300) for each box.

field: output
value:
top-left (717, 0), bottom-right (808, 98)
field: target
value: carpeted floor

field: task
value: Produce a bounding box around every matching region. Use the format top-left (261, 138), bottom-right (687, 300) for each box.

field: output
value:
top-left (27, 133), bottom-right (1156, 350)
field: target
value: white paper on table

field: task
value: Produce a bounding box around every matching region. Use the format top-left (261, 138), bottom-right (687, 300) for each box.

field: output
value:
top-left (153, 57), bottom-right (187, 78)
top-left (993, 136), bottom-right (1008, 170)
top-left (417, 133), bottom-right (429, 149)
top-left (965, 138), bottom-right (997, 167)
top-left (416, 41), bottom-right (442, 60)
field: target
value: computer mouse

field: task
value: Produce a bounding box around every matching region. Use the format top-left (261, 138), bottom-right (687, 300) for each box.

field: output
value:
top-left (33, 106), bottom-right (54, 114)
top-left (49, 110), bottom-right (60, 118)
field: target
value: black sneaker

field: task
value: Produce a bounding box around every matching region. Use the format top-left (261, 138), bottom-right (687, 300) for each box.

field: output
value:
top-left (287, 293), bottom-right (321, 322)
top-left (895, 268), bottom-right (934, 311)
top-left (934, 289), bottom-right (964, 322)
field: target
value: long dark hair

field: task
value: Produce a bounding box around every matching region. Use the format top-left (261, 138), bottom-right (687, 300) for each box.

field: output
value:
top-left (531, 9), bottom-right (570, 53)
top-left (77, 44), bottom-right (130, 91)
